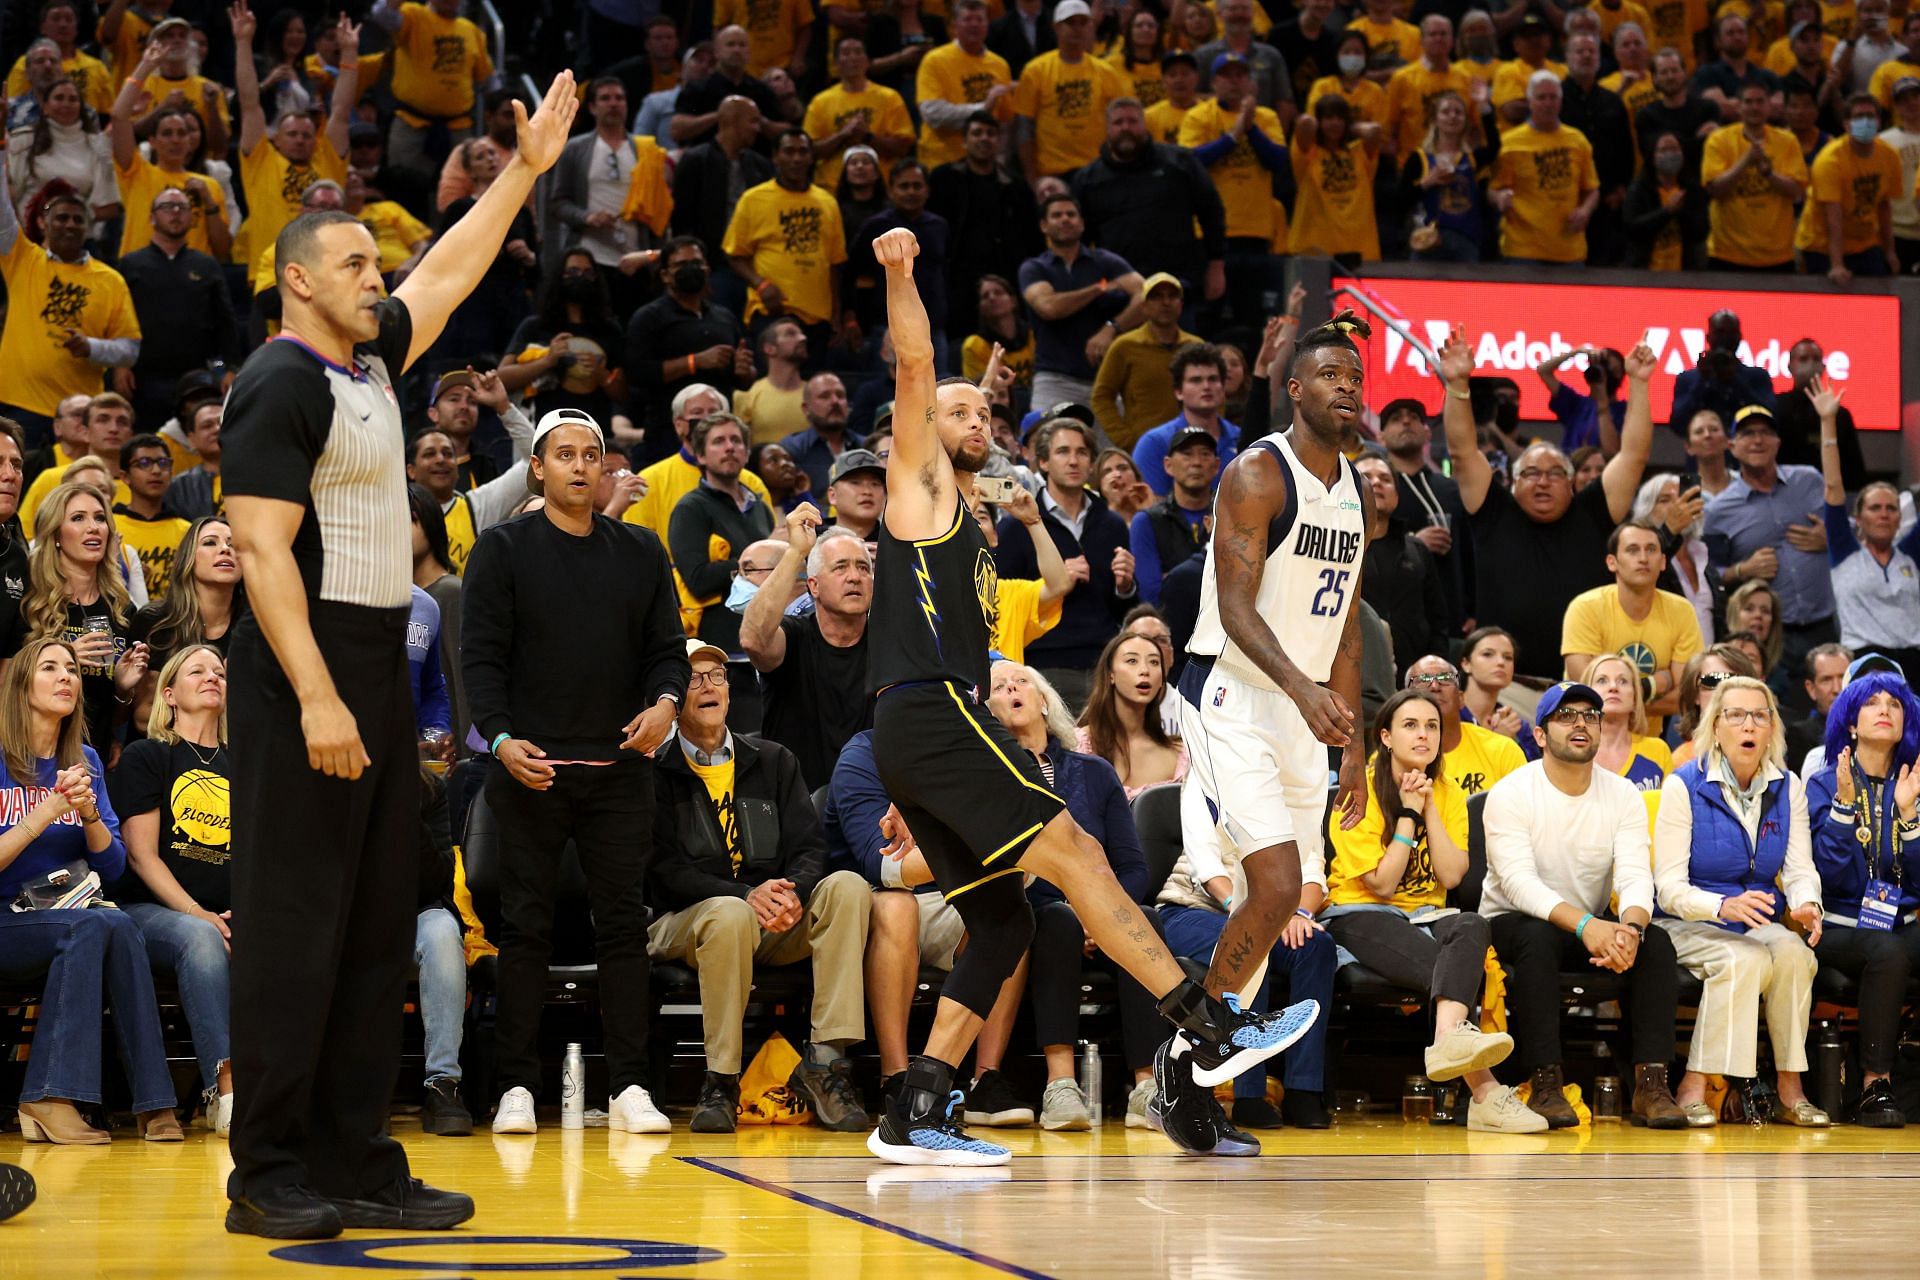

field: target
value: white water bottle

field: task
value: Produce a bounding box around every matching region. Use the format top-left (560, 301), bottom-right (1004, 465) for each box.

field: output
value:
top-left (561, 1042), bottom-right (585, 1130)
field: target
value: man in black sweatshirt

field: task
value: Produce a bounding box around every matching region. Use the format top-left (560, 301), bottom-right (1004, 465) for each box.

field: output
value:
top-left (461, 406), bottom-right (691, 1138)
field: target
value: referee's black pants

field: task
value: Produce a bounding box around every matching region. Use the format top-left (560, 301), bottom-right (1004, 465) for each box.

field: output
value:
top-left (486, 758), bottom-right (656, 1097)
top-left (227, 603), bottom-right (418, 1202)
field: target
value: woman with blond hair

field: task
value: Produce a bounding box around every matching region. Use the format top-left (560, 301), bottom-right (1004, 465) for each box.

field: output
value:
top-left (0, 637), bottom-right (178, 1142)
top-left (127, 517), bottom-right (239, 728)
top-left (24, 482), bottom-right (149, 752)
top-left (37, 456), bottom-right (147, 609)
top-left (112, 643), bottom-right (234, 1135)
top-left (1652, 674), bottom-right (1827, 1128)
top-left (1579, 652), bottom-right (1672, 794)
top-left (1725, 579), bottom-right (1785, 684)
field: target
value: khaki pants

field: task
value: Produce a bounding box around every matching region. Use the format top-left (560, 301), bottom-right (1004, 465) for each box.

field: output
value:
top-left (647, 869), bottom-right (871, 1075)
top-left (1661, 919), bottom-right (1815, 1077)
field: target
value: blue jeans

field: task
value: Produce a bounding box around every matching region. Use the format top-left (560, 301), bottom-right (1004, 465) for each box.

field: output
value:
top-left (1160, 904), bottom-right (1334, 1096)
top-left (0, 908), bottom-right (176, 1112)
top-left (123, 902), bottom-right (229, 1091)
top-left (414, 907), bottom-right (466, 1084)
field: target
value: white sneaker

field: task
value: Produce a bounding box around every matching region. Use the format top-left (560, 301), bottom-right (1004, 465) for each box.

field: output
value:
top-left (1424, 1023), bottom-right (1514, 1082)
top-left (211, 1090), bottom-right (233, 1138)
top-left (492, 1086), bottom-right (538, 1134)
top-left (1467, 1085), bottom-right (1549, 1133)
top-left (1125, 1077), bottom-right (1156, 1129)
top-left (1039, 1079), bottom-right (1092, 1131)
top-left (610, 1085), bottom-right (671, 1134)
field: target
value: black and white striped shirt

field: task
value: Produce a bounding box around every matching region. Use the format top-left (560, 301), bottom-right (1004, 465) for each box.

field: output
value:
top-left (222, 298), bottom-right (414, 610)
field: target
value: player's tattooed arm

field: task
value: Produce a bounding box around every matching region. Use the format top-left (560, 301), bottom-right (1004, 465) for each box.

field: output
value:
top-left (1213, 449), bottom-right (1313, 699)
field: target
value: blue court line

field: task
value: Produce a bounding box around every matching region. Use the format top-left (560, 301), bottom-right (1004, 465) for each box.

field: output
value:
top-left (678, 1156), bottom-right (1055, 1280)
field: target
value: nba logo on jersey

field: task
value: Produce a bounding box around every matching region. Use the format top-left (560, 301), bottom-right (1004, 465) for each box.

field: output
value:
top-left (1213, 685), bottom-right (1226, 707)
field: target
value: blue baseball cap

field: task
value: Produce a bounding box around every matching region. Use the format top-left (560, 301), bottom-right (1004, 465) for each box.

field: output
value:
top-left (1535, 681), bottom-right (1601, 723)
top-left (1212, 51), bottom-right (1251, 75)
top-left (1847, 652), bottom-right (1906, 684)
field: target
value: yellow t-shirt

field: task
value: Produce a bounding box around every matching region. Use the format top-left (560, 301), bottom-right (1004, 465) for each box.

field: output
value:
top-left (915, 42), bottom-right (1014, 168)
top-left (1600, 69), bottom-right (1660, 159)
top-left (135, 72), bottom-right (231, 137)
top-left (113, 508), bottom-right (191, 599)
top-left (1492, 58), bottom-right (1569, 109)
top-left (1647, 181), bottom-right (1689, 270)
top-left (0, 240), bottom-right (141, 418)
top-left (1107, 51), bottom-right (1166, 106)
top-left (1288, 136), bottom-right (1380, 260)
top-left (1764, 34), bottom-right (1836, 75)
top-left (1445, 721), bottom-right (1527, 797)
top-left (960, 330), bottom-right (1035, 389)
top-left (357, 200), bottom-right (433, 273)
top-left (1010, 51), bottom-right (1131, 177)
top-left (1644, 0), bottom-right (1711, 70)
top-left (1492, 122), bottom-right (1599, 263)
top-left (21, 469), bottom-right (129, 536)
top-left (441, 494), bottom-right (478, 576)
top-left (1145, 97), bottom-right (1194, 144)
top-left (1701, 123), bottom-right (1807, 266)
top-left (803, 81), bottom-right (915, 190)
top-left (991, 576), bottom-right (1063, 664)
top-left (1822, 0), bottom-right (1857, 38)
top-left (1327, 774), bottom-right (1470, 911)
top-left (715, 0), bottom-right (816, 77)
top-left (721, 180), bottom-right (848, 326)
top-left (1306, 75), bottom-right (1389, 126)
top-left (1594, 0), bottom-right (1656, 39)
top-left (1560, 584), bottom-right (1705, 723)
top-left (733, 379), bottom-right (809, 446)
top-left (1179, 98), bottom-right (1289, 240)
top-left (624, 451), bottom-right (773, 544)
top-left (305, 50), bottom-right (387, 106)
top-left (388, 1), bottom-right (495, 126)
top-left (114, 154), bottom-right (229, 258)
top-left (238, 136), bottom-right (347, 267)
top-left (1795, 135), bottom-right (1905, 254)
top-left (1385, 62), bottom-right (1476, 155)
top-left (1349, 15), bottom-right (1422, 66)
top-left (5, 51), bottom-right (115, 115)
top-left (1869, 58), bottom-right (1920, 110)
top-left (687, 755), bottom-right (745, 872)
top-left (97, 10), bottom-right (155, 83)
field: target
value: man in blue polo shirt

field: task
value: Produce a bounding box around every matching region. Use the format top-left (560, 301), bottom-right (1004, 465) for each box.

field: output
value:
top-left (1703, 403), bottom-right (1835, 711)
top-left (778, 372), bottom-right (864, 494)
top-left (1017, 193), bottom-right (1146, 422)
top-left (1131, 341), bottom-right (1239, 495)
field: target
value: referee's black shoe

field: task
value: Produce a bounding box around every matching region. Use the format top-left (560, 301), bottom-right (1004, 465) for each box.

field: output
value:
top-left (225, 1186), bottom-right (342, 1239)
top-left (326, 1177), bottom-right (475, 1230)
top-left (0, 1163), bottom-right (35, 1222)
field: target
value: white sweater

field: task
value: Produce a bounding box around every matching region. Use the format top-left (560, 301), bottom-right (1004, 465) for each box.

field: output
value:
top-left (1480, 760), bottom-right (1656, 922)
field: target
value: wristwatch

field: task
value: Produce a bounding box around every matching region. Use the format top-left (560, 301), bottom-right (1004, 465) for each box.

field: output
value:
top-left (1625, 922), bottom-right (1646, 940)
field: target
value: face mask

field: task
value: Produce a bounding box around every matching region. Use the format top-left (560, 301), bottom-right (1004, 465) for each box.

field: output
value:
top-left (671, 263), bottom-right (709, 293)
top-left (561, 275), bottom-right (598, 301)
top-left (1654, 151), bottom-right (1683, 176)
top-left (1338, 52), bottom-right (1368, 76)
top-left (1850, 116), bottom-right (1879, 142)
top-left (1464, 38), bottom-right (1496, 60)
top-left (725, 574), bottom-right (760, 613)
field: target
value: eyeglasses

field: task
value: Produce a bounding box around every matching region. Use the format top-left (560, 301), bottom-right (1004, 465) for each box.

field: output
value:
top-left (1514, 468), bottom-right (1569, 484)
top-left (128, 456), bottom-right (172, 471)
top-left (1546, 708), bottom-right (1603, 726)
top-left (1408, 672), bottom-right (1458, 689)
top-left (152, 201), bottom-right (191, 212)
top-left (689, 669), bottom-right (729, 689)
top-left (1718, 708), bottom-right (1774, 728)
top-left (739, 564), bottom-right (776, 579)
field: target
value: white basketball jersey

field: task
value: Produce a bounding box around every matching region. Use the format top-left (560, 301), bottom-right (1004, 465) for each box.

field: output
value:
top-left (1188, 432), bottom-right (1367, 689)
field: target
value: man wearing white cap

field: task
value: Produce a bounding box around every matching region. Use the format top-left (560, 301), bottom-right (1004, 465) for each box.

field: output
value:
top-left (462, 404), bottom-right (692, 1141)
top-left (1009, 0), bottom-right (1131, 185)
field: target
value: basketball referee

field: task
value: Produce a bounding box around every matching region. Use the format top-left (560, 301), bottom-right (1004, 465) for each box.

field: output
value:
top-left (218, 75), bottom-right (580, 1239)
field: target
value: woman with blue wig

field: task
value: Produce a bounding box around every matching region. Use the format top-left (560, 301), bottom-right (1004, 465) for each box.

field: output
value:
top-left (1804, 668), bottom-right (1920, 1127)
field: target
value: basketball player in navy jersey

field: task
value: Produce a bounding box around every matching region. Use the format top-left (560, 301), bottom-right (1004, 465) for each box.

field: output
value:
top-left (1155, 314), bottom-right (1382, 1153)
top-left (860, 226), bottom-right (1318, 1165)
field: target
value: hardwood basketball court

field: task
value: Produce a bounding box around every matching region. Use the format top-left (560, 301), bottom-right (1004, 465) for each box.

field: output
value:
top-left (3, 1116), bottom-right (1909, 1278)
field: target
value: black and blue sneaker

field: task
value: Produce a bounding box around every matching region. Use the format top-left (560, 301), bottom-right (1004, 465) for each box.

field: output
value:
top-left (1172, 994), bottom-right (1321, 1089)
top-left (868, 1090), bottom-right (1012, 1167)
top-left (1174, 1121), bottom-right (1262, 1158)
top-left (1149, 1037), bottom-right (1226, 1154)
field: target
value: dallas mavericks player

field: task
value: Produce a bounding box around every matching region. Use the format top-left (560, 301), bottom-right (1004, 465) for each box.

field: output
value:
top-left (1156, 314), bottom-right (1375, 1152)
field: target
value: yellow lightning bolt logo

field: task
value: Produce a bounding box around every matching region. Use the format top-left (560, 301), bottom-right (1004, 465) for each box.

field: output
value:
top-left (914, 547), bottom-right (944, 659)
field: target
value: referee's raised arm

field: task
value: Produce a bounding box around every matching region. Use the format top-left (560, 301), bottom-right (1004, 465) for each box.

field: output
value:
top-left (391, 74), bottom-right (581, 370)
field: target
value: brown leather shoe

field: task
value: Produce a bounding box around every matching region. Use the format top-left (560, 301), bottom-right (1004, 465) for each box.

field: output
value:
top-left (17, 1100), bottom-right (110, 1145)
top-left (136, 1109), bottom-right (185, 1142)
top-left (1527, 1065), bottom-right (1580, 1129)
top-left (1630, 1063), bottom-right (1688, 1130)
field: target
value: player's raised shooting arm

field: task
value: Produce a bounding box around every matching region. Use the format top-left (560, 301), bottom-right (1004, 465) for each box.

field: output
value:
top-left (1212, 449), bottom-right (1313, 698)
top-left (877, 227), bottom-right (941, 501)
